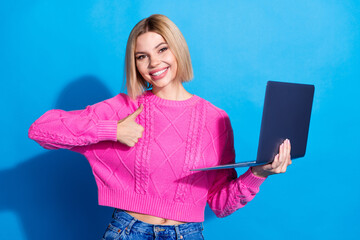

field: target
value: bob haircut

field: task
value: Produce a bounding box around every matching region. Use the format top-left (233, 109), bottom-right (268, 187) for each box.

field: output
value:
top-left (125, 14), bottom-right (193, 99)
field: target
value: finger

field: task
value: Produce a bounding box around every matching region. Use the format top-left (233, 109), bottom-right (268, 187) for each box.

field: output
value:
top-left (136, 130), bottom-right (143, 139)
top-left (284, 139), bottom-right (291, 159)
top-left (128, 104), bottom-right (144, 120)
top-left (285, 139), bottom-right (292, 164)
top-left (274, 142), bottom-right (287, 173)
top-left (271, 153), bottom-right (281, 169)
top-left (279, 142), bottom-right (286, 162)
top-left (286, 140), bottom-right (292, 165)
top-left (282, 141), bottom-right (292, 168)
top-left (138, 124), bottom-right (145, 133)
top-left (280, 141), bottom-right (285, 156)
top-left (272, 141), bottom-right (285, 167)
top-left (280, 157), bottom-right (289, 172)
top-left (280, 140), bottom-right (291, 172)
top-left (130, 136), bottom-right (140, 145)
top-left (287, 139), bottom-right (292, 155)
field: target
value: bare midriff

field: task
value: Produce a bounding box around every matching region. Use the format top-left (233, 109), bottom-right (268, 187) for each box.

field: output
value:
top-left (125, 210), bottom-right (187, 225)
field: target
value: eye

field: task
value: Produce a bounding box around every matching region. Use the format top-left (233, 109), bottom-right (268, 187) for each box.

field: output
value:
top-left (136, 55), bottom-right (146, 60)
top-left (159, 47), bottom-right (168, 53)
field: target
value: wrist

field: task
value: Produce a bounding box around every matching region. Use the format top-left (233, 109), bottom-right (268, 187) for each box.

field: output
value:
top-left (250, 167), bottom-right (269, 178)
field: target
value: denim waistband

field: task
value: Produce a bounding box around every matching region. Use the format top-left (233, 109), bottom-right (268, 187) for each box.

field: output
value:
top-left (111, 209), bottom-right (204, 238)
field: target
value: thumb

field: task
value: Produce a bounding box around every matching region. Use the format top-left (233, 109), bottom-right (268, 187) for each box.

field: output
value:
top-left (128, 104), bottom-right (144, 120)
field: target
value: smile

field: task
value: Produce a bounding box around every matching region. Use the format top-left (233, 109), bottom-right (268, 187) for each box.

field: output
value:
top-left (150, 67), bottom-right (169, 76)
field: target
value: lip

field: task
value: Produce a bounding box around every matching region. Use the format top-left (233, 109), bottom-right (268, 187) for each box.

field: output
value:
top-left (149, 67), bottom-right (169, 81)
top-left (149, 67), bottom-right (168, 75)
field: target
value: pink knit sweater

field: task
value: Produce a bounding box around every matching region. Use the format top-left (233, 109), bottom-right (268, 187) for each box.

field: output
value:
top-left (28, 91), bottom-right (266, 222)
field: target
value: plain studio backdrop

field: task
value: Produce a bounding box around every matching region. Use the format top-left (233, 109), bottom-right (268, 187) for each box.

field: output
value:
top-left (1, 1), bottom-right (359, 239)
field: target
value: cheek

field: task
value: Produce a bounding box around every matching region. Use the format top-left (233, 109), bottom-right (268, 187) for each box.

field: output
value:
top-left (171, 59), bottom-right (178, 75)
top-left (166, 54), bottom-right (178, 72)
top-left (136, 62), bottom-right (147, 76)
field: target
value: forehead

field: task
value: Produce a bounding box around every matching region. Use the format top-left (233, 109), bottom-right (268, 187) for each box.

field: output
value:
top-left (135, 32), bottom-right (166, 51)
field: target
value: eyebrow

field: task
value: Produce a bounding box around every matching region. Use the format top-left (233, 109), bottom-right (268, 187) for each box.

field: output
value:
top-left (135, 42), bottom-right (167, 55)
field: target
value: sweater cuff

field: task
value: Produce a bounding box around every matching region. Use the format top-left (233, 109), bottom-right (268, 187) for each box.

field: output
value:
top-left (238, 168), bottom-right (266, 188)
top-left (97, 120), bottom-right (118, 142)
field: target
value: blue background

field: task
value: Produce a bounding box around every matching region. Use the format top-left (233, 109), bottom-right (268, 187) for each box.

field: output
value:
top-left (1, 0), bottom-right (359, 239)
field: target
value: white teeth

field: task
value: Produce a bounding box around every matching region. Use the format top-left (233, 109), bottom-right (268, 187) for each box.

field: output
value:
top-left (152, 68), bottom-right (167, 76)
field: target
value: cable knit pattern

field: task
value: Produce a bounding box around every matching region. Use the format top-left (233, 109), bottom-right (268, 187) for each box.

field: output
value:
top-left (28, 91), bottom-right (266, 222)
top-left (134, 94), bottom-right (154, 194)
top-left (174, 101), bottom-right (207, 202)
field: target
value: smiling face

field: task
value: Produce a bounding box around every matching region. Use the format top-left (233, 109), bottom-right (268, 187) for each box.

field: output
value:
top-left (135, 31), bottom-right (178, 94)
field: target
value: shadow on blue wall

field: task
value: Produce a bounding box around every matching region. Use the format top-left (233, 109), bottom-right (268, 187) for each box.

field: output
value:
top-left (0, 76), bottom-right (114, 239)
top-left (0, 76), bottom-right (217, 239)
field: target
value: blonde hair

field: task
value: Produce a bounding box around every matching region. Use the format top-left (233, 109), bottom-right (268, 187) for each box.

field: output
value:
top-left (125, 14), bottom-right (193, 99)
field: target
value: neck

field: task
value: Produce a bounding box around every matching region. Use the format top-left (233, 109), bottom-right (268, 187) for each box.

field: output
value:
top-left (152, 82), bottom-right (192, 101)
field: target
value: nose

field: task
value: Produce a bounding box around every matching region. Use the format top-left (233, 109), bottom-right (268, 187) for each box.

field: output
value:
top-left (149, 55), bottom-right (161, 68)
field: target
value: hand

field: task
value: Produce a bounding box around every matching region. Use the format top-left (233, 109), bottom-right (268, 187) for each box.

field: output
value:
top-left (117, 104), bottom-right (144, 147)
top-left (251, 139), bottom-right (292, 178)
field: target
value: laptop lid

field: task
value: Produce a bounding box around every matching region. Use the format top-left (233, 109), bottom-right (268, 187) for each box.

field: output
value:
top-left (256, 81), bottom-right (315, 164)
top-left (191, 81), bottom-right (315, 171)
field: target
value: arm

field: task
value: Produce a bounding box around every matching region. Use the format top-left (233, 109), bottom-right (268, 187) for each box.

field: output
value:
top-left (28, 103), bottom-right (118, 151)
top-left (29, 93), bottom-right (145, 152)
top-left (207, 115), bottom-right (266, 218)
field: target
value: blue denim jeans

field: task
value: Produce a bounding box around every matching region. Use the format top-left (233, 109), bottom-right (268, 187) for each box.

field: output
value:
top-left (102, 209), bottom-right (204, 240)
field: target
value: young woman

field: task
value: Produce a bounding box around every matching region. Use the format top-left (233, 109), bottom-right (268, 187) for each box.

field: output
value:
top-left (29, 14), bottom-right (291, 240)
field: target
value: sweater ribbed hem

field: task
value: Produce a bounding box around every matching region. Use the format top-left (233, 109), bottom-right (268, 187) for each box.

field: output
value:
top-left (97, 120), bottom-right (118, 142)
top-left (238, 168), bottom-right (266, 188)
top-left (98, 188), bottom-right (205, 222)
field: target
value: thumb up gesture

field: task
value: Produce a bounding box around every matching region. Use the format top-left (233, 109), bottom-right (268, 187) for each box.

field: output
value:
top-left (117, 104), bottom-right (145, 147)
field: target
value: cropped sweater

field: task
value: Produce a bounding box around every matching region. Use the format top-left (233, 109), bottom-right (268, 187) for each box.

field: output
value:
top-left (28, 91), bottom-right (266, 222)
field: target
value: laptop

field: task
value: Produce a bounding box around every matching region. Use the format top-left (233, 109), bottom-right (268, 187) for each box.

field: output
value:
top-left (191, 81), bottom-right (315, 171)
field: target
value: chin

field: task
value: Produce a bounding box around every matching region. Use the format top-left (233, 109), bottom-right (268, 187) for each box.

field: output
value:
top-left (150, 78), bottom-right (174, 89)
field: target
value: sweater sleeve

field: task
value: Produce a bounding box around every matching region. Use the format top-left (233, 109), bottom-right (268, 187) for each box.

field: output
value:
top-left (207, 113), bottom-right (266, 218)
top-left (28, 95), bottom-right (126, 153)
